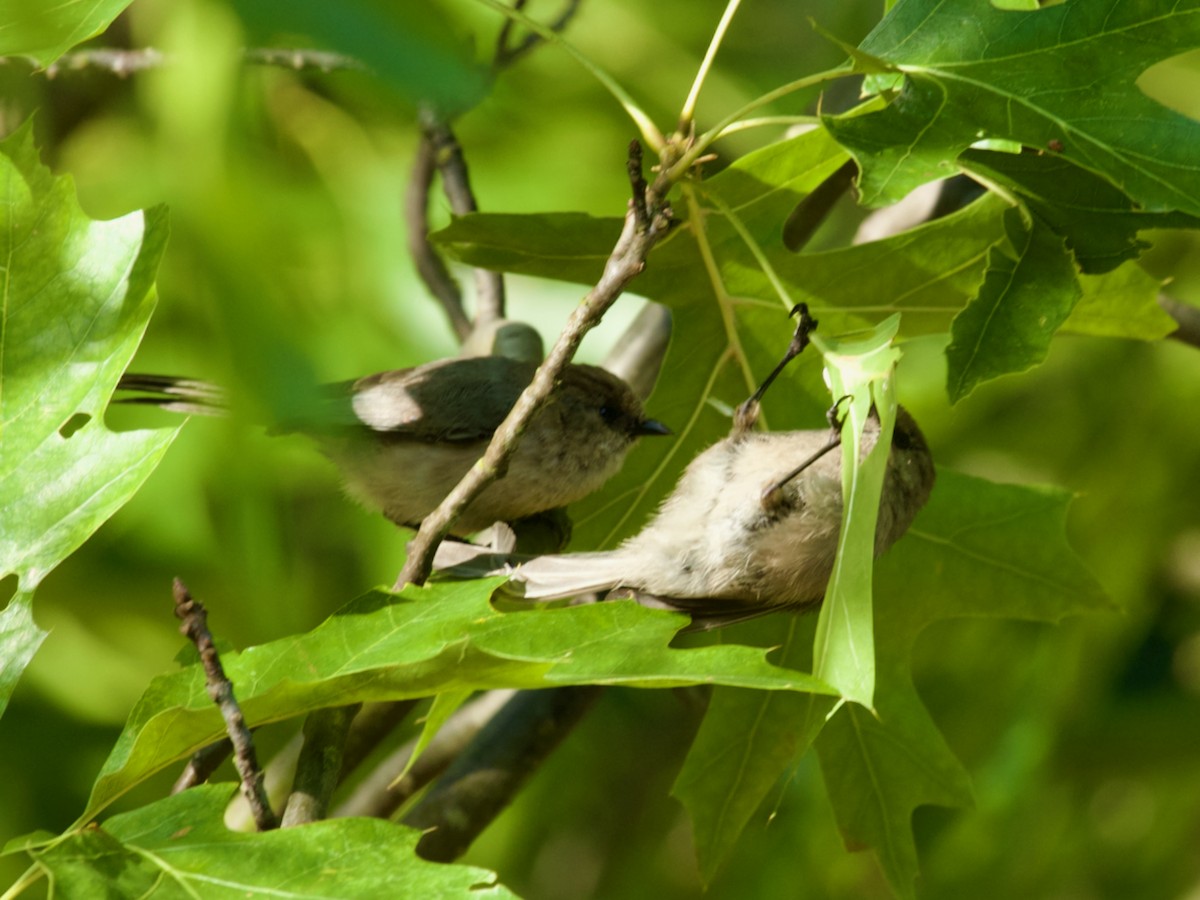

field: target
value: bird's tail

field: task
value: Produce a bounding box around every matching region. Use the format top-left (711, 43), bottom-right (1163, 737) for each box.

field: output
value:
top-left (432, 541), bottom-right (630, 601)
top-left (114, 374), bottom-right (227, 417)
top-left (510, 551), bottom-right (631, 600)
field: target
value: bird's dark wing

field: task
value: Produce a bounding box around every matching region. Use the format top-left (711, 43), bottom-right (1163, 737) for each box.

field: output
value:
top-left (342, 356), bottom-right (537, 443)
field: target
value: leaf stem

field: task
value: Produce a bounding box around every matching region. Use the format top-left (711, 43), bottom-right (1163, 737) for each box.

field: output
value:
top-left (679, 0), bottom-right (745, 130)
top-left (680, 184), bottom-right (763, 418)
top-left (670, 64), bottom-right (855, 178)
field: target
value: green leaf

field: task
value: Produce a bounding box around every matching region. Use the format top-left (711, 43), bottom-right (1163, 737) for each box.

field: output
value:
top-left (674, 616), bottom-right (836, 885)
top-left (945, 207), bottom-right (1082, 403)
top-left (28, 784), bottom-right (517, 898)
top-left (0, 123), bottom-right (175, 716)
top-left (404, 688), bottom-right (472, 779)
top-left (86, 579), bottom-right (836, 820)
top-left (230, 0), bottom-right (489, 113)
top-left (810, 317), bottom-right (903, 707)
top-left (0, 593), bottom-right (46, 721)
top-left (1063, 261), bottom-right (1175, 340)
top-left (959, 148), bottom-right (1200, 274)
top-left (817, 469), bottom-right (1110, 898)
top-left (434, 133), bottom-right (1010, 548)
top-left (827, 0), bottom-right (1200, 215)
top-left (0, 0), bottom-right (133, 65)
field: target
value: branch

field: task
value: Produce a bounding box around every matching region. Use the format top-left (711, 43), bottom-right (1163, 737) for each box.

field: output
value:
top-left (418, 110), bottom-right (507, 326)
top-left (171, 739), bottom-right (233, 794)
top-left (1160, 295), bottom-right (1200, 350)
top-left (30, 47), bottom-right (366, 79)
top-left (405, 138), bottom-right (473, 339)
top-left (173, 579), bottom-right (277, 831)
top-left (332, 690), bottom-right (516, 819)
top-left (396, 140), bottom-right (675, 588)
top-left (494, 0), bottom-right (584, 70)
top-left (280, 705), bottom-right (361, 826)
top-left (338, 700), bottom-right (420, 779)
top-left (403, 687), bottom-right (603, 861)
top-left (601, 302), bottom-right (671, 401)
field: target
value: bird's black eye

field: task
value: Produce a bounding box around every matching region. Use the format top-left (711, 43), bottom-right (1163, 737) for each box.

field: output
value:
top-left (598, 405), bottom-right (621, 424)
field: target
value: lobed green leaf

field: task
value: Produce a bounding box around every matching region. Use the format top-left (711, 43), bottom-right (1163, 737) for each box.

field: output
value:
top-left (86, 579), bottom-right (835, 820)
top-left (28, 784), bottom-right (516, 898)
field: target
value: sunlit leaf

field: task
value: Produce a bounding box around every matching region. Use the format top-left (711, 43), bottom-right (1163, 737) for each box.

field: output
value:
top-left (674, 616), bottom-right (836, 884)
top-left (945, 208), bottom-right (1081, 403)
top-left (1064, 261), bottom-right (1174, 340)
top-left (28, 784), bottom-right (517, 898)
top-left (86, 579), bottom-right (835, 820)
top-left (0, 123), bottom-right (175, 717)
top-left (817, 469), bottom-right (1110, 898)
top-left (0, 0), bottom-right (133, 65)
top-left (827, 0), bottom-right (1200, 215)
top-left (959, 148), bottom-right (1200, 274)
top-left (810, 317), bottom-right (902, 707)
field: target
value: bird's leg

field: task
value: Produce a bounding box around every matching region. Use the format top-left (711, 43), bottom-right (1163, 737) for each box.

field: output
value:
top-left (733, 303), bottom-right (819, 434)
top-left (760, 394), bottom-right (851, 510)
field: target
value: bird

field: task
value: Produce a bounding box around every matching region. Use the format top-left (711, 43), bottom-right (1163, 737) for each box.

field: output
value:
top-left (115, 355), bottom-right (670, 535)
top-left (498, 405), bottom-right (934, 626)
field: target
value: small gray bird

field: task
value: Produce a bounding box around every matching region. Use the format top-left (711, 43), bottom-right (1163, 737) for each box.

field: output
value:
top-left (495, 406), bottom-right (934, 626)
top-left (116, 356), bottom-right (669, 535)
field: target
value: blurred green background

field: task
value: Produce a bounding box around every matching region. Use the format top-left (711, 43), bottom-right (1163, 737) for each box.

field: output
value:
top-left (3, 0), bottom-right (1200, 897)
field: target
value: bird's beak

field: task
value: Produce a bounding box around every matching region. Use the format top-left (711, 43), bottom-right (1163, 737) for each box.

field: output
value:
top-left (636, 418), bottom-right (672, 437)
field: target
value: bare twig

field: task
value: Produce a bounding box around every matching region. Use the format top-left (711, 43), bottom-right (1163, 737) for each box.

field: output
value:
top-left (333, 690), bottom-right (516, 819)
top-left (494, 0), bottom-right (584, 70)
top-left (32, 47), bottom-right (365, 79)
top-left (396, 140), bottom-right (675, 588)
top-left (281, 705), bottom-right (361, 826)
top-left (173, 579), bottom-right (277, 831)
top-left (242, 48), bottom-right (367, 72)
top-left (782, 159), bottom-right (857, 252)
top-left (404, 687), bottom-right (604, 861)
top-left (1160, 295), bottom-right (1200, 350)
top-left (419, 111), bottom-right (507, 327)
top-left (601, 302), bottom-right (672, 401)
top-left (405, 138), bottom-right (473, 339)
top-left (338, 700), bottom-right (421, 780)
top-left (171, 739), bottom-right (233, 794)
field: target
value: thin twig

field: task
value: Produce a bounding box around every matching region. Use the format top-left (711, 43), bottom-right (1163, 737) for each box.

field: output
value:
top-left (494, 0), bottom-right (584, 70)
top-left (332, 690), bottom-right (516, 819)
top-left (405, 138), bottom-right (473, 339)
top-left (403, 687), bottom-right (604, 861)
top-left (396, 140), bottom-right (675, 588)
top-left (32, 47), bottom-right (365, 79)
top-left (171, 739), bottom-right (233, 794)
top-left (173, 579), bottom-right (277, 831)
top-left (1160, 295), bottom-right (1200, 350)
top-left (601, 302), bottom-right (672, 401)
top-left (419, 111), bottom-right (507, 326)
top-left (338, 700), bottom-right (421, 779)
top-left (281, 705), bottom-right (361, 826)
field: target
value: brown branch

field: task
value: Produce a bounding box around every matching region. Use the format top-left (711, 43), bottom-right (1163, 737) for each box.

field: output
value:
top-left (173, 579), bottom-right (277, 831)
top-left (281, 705), bottom-right (361, 826)
top-left (332, 690), bottom-right (516, 819)
top-left (33, 47), bottom-right (365, 79)
top-left (405, 138), bottom-right (473, 340)
top-left (338, 700), bottom-right (420, 780)
top-left (419, 111), bottom-right (507, 327)
top-left (403, 686), bottom-right (603, 861)
top-left (396, 140), bottom-right (675, 588)
top-left (1160, 294), bottom-right (1200, 350)
top-left (171, 739), bottom-right (233, 794)
top-left (601, 302), bottom-right (671, 401)
top-left (494, 0), bottom-right (584, 70)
